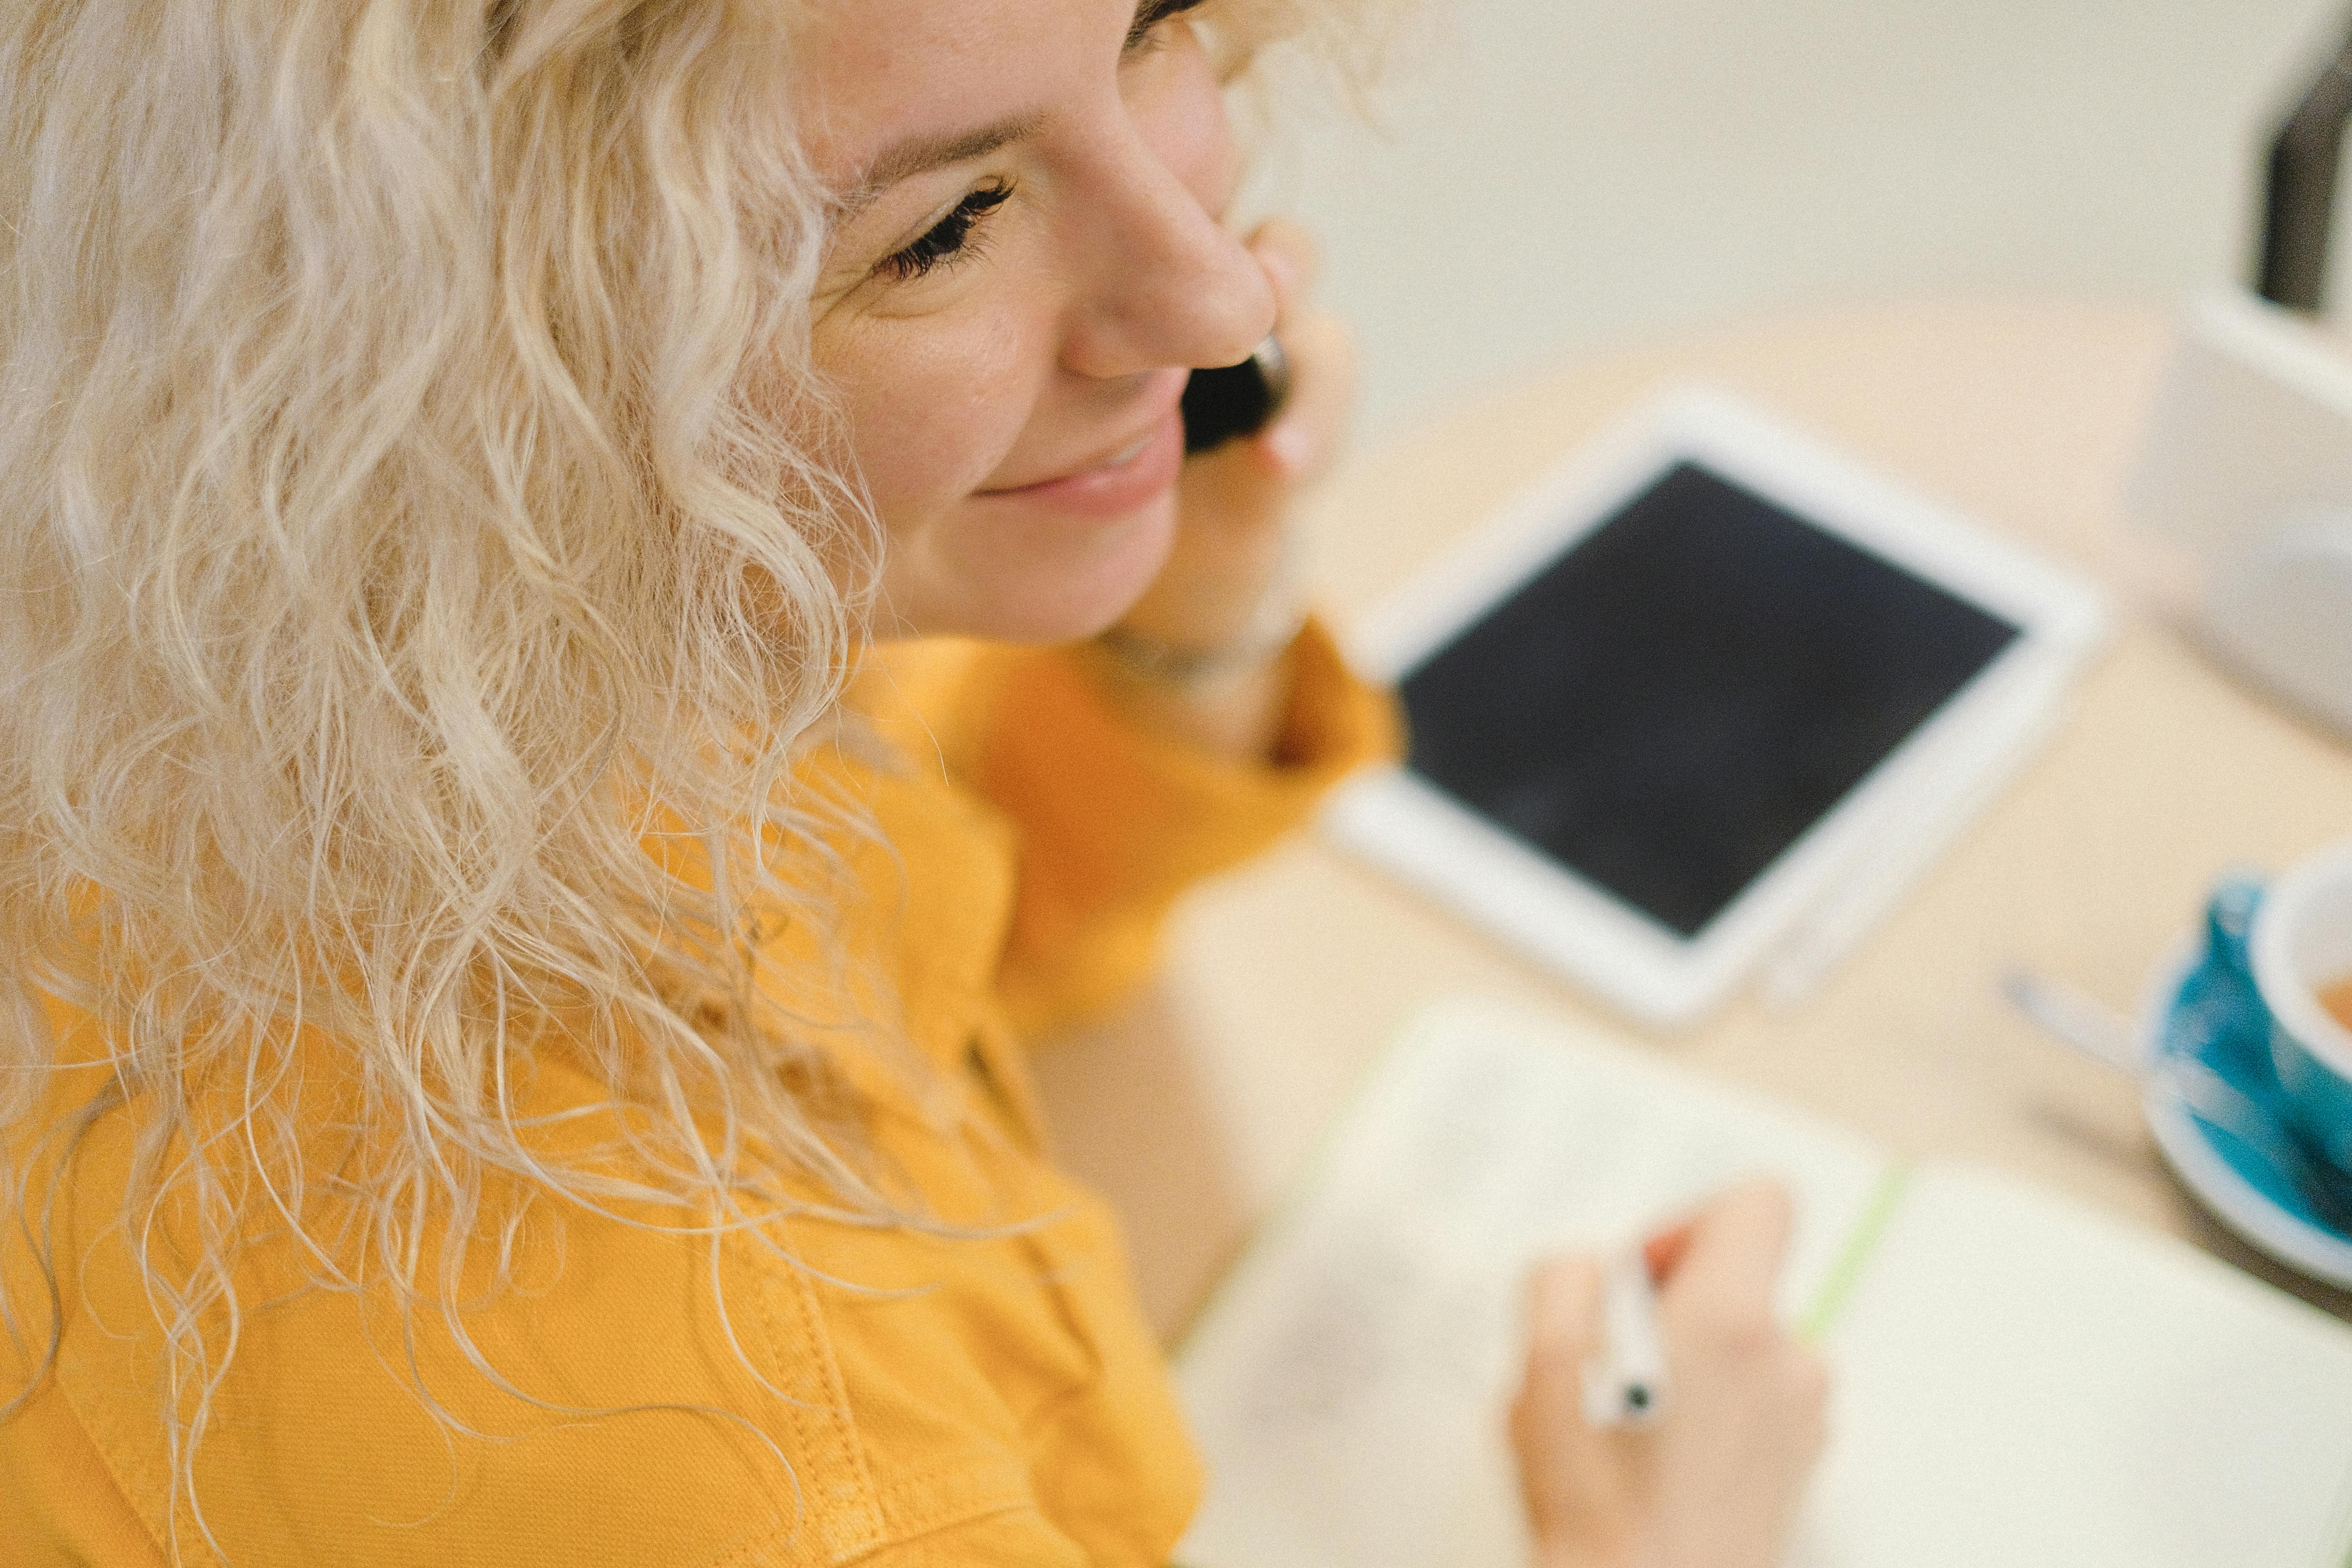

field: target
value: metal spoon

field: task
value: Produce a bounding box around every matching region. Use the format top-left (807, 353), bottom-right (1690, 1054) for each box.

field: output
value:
top-left (1999, 965), bottom-right (2352, 1233)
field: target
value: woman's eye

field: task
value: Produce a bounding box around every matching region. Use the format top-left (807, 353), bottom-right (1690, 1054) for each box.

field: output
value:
top-left (1123, 0), bottom-right (1208, 54)
top-left (876, 183), bottom-right (1014, 284)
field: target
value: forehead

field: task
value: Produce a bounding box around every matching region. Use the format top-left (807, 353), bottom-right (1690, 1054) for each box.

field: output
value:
top-left (792, 0), bottom-right (1126, 185)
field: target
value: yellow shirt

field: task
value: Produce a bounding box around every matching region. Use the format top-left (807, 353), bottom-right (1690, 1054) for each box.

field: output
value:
top-left (0, 627), bottom-right (1396, 1567)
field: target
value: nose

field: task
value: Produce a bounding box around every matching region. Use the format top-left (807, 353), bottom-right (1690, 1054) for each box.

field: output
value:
top-left (1057, 129), bottom-right (1276, 382)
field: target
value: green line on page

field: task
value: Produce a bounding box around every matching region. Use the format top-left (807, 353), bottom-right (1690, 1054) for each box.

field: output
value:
top-left (1800, 1165), bottom-right (1913, 1343)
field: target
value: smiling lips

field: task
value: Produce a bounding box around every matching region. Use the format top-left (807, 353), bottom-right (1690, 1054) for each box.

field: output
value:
top-left (975, 379), bottom-right (1191, 521)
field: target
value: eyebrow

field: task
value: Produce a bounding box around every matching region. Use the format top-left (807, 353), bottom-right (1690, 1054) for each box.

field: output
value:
top-left (833, 0), bottom-right (1206, 220)
top-left (837, 113), bottom-right (1046, 219)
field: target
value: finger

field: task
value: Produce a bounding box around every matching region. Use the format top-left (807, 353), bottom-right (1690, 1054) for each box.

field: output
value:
top-left (1246, 216), bottom-right (1322, 313)
top-left (1523, 1252), bottom-right (1606, 1370)
top-left (1250, 310), bottom-right (1352, 479)
top-left (1642, 1218), bottom-right (1699, 1283)
top-left (1630, 1193), bottom-right (1715, 1283)
top-left (1514, 1254), bottom-right (1616, 1539)
top-left (1659, 1178), bottom-right (1797, 1315)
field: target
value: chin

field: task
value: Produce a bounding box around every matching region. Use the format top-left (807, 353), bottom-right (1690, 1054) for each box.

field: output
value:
top-left (907, 489), bottom-right (1180, 644)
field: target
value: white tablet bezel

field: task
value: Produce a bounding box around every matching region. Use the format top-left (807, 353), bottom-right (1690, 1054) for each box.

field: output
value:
top-left (1323, 388), bottom-right (2107, 1029)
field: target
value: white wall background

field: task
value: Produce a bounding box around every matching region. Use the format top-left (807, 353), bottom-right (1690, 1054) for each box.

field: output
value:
top-left (1260, 0), bottom-right (2352, 441)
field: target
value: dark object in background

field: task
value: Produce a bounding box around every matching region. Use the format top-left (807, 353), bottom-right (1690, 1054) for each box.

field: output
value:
top-left (1181, 336), bottom-right (1290, 454)
top-left (2260, 14), bottom-right (2352, 311)
top-left (1396, 463), bottom-right (2020, 939)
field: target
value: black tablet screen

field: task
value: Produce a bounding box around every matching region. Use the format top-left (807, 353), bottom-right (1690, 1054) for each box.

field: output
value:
top-left (1399, 462), bottom-right (2020, 938)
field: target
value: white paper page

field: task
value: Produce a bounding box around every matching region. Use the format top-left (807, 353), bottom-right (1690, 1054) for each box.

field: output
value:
top-left (1175, 997), bottom-right (1886, 1568)
top-left (1795, 1164), bottom-right (2352, 1568)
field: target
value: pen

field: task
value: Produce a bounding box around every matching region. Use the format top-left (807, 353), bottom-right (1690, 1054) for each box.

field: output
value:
top-left (1581, 1249), bottom-right (1670, 1428)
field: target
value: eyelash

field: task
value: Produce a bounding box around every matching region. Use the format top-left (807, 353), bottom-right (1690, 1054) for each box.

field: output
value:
top-left (866, 2), bottom-right (1203, 285)
top-left (877, 182), bottom-right (1014, 283)
top-left (1124, 0), bottom-right (1207, 53)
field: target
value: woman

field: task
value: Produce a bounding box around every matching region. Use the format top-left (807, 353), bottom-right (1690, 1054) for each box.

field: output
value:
top-left (0, 1), bottom-right (1824, 1564)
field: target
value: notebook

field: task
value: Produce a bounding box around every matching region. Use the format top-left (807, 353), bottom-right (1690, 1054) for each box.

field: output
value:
top-left (1173, 997), bottom-right (2352, 1568)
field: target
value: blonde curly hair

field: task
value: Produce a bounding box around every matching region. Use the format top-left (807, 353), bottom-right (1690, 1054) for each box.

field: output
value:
top-left (0, 0), bottom-right (1412, 1554)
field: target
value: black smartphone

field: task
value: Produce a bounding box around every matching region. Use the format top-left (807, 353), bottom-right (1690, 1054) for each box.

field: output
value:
top-left (1180, 336), bottom-right (1291, 454)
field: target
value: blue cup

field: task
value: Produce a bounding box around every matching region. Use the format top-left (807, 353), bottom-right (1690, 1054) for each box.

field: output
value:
top-left (2250, 842), bottom-right (2352, 1182)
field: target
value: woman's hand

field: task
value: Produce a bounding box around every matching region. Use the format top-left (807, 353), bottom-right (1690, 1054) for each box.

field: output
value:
top-left (1511, 1180), bottom-right (1829, 1568)
top-left (1093, 218), bottom-right (1353, 760)
top-left (1115, 216), bottom-right (1353, 653)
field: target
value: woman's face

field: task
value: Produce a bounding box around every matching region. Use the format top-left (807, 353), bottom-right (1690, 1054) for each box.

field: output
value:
top-left (799, 0), bottom-right (1275, 643)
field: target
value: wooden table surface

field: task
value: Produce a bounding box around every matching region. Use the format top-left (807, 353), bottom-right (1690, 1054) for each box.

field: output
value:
top-left (1031, 297), bottom-right (2352, 1338)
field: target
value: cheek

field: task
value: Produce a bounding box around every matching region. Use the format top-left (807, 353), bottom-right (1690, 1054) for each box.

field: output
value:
top-left (821, 310), bottom-right (1039, 529)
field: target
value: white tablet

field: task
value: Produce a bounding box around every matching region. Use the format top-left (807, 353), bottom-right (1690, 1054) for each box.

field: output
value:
top-left (1325, 388), bottom-right (2107, 1029)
